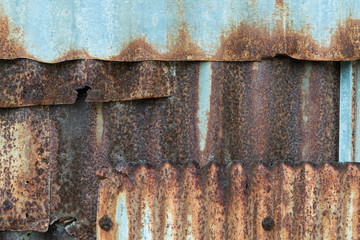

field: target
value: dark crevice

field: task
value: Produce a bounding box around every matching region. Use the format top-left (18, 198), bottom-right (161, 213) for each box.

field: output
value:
top-left (75, 86), bottom-right (91, 103)
top-left (0, 220), bottom-right (77, 240)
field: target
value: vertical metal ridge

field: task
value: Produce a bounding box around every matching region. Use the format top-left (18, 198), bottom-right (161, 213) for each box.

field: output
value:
top-left (98, 162), bottom-right (360, 239)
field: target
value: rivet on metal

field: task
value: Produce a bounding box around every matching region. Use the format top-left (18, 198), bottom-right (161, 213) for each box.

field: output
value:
top-left (99, 216), bottom-right (113, 231)
top-left (262, 216), bottom-right (275, 231)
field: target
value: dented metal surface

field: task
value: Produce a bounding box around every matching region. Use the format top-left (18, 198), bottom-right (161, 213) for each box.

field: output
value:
top-left (0, 59), bottom-right (173, 108)
top-left (97, 161), bottom-right (360, 240)
top-left (0, 58), bottom-right (340, 239)
top-left (0, 0), bottom-right (360, 62)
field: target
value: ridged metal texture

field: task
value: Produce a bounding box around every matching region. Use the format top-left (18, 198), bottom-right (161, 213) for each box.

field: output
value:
top-left (0, 58), bottom-right (339, 239)
top-left (97, 161), bottom-right (360, 240)
top-left (0, 0), bottom-right (360, 62)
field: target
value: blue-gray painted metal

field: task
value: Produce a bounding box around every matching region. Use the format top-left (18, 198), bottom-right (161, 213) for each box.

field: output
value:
top-left (339, 61), bottom-right (360, 162)
top-left (340, 62), bottom-right (352, 162)
top-left (1, 0), bottom-right (360, 62)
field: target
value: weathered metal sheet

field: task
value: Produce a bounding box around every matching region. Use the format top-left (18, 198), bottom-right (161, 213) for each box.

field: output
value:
top-left (101, 59), bottom-right (339, 166)
top-left (0, 58), bottom-right (339, 239)
top-left (0, 106), bottom-right (50, 231)
top-left (97, 162), bottom-right (360, 240)
top-left (339, 61), bottom-right (360, 162)
top-left (0, 0), bottom-right (360, 62)
top-left (0, 59), bottom-right (173, 108)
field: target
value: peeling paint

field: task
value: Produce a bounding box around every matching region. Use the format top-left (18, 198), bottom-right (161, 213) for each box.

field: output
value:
top-left (115, 192), bottom-right (128, 240)
top-left (197, 62), bottom-right (212, 152)
top-left (0, 57), bottom-right (340, 239)
top-left (98, 162), bottom-right (360, 239)
top-left (0, 1), bottom-right (360, 61)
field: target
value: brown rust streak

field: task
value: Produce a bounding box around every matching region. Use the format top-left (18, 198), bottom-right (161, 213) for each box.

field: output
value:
top-left (109, 38), bottom-right (161, 62)
top-left (0, 106), bottom-right (50, 232)
top-left (1, 10), bottom-right (360, 62)
top-left (0, 14), bottom-right (29, 60)
top-left (164, 22), bottom-right (207, 61)
top-left (98, 162), bottom-right (360, 239)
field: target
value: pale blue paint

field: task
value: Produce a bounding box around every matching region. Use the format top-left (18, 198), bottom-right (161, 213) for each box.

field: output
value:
top-left (339, 62), bottom-right (352, 162)
top-left (198, 62), bottom-right (212, 152)
top-left (164, 212), bottom-right (173, 240)
top-left (186, 213), bottom-right (193, 240)
top-left (288, 0), bottom-right (341, 46)
top-left (1, 0), bottom-right (359, 61)
top-left (115, 192), bottom-right (129, 240)
top-left (141, 204), bottom-right (152, 240)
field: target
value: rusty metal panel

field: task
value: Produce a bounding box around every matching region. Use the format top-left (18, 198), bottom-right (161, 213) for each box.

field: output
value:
top-left (0, 58), bottom-right (339, 239)
top-left (0, 106), bottom-right (50, 231)
top-left (97, 162), bottom-right (360, 239)
top-left (0, 60), bottom-right (173, 108)
top-left (0, 0), bottom-right (360, 62)
top-left (102, 59), bottom-right (339, 166)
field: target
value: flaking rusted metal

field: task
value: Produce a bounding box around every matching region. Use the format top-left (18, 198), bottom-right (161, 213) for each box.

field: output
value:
top-left (0, 57), bottom-right (340, 239)
top-left (98, 162), bottom-right (360, 240)
top-left (0, 106), bottom-right (50, 232)
top-left (0, 60), bottom-right (173, 108)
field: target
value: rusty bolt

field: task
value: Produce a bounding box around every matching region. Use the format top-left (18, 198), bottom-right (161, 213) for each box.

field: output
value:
top-left (99, 216), bottom-right (113, 231)
top-left (262, 217), bottom-right (274, 231)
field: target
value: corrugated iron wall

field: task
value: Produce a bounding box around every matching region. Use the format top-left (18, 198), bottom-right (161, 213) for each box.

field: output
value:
top-left (0, 58), bottom-right (341, 239)
top-left (98, 162), bottom-right (360, 240)
top-left (0, 0), bottom-right (357, 239)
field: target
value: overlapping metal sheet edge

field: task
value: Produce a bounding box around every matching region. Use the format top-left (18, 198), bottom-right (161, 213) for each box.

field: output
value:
top-left (0, 59), bottom-right (173, 108)
top-left (0, 57), bottom-right (340, 239)
top-left (98, 161), bottom-right (360, 240)
top-left (0, 0), bottom-right (360, 62)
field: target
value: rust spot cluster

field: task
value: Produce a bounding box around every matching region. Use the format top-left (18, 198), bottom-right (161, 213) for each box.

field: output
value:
top-left (0, 59), bottom-right (174, 108)
top-left (0, 58), bottom-right (341, 239)
top-left (98, 162), bottom-right (360, 239)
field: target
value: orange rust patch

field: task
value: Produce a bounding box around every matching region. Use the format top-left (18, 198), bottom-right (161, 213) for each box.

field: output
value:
top-left (275, 0), bottom-right (284, 8)
top-left (110, 37), bottom-right (161, 61)
top-left (54, 49), bottom-right (92, 62)
top-left (164, 22), bottom-right (206, 60)
top-left (328, 18), bottom-right (360, 60)
top-left (0, 15), bottom-right (28, 59)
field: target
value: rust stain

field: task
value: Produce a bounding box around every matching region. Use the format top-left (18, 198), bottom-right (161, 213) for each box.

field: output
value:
top-left (98, 162), bottom-right (360, 239)
top-left (0, 14), bottom-right (29, 60)
top-left (54, 49), bottom-right (92, 63)
top-left (0, 58), bottom-right (340, 238)
top-left (329, 19), bottom-right (360, 60)
top-left (0, 106), bottom-right (50, 232)
top-left (164, 22), bottom-right (207, 61)
top-left (0, 8), bottom-right (359, 62)
top-left (216, 23), bottom-right (282, 61)
top-left (0, 60), bottom-right (174, 108)
top-left (109, 38), bottom-right (161, 62)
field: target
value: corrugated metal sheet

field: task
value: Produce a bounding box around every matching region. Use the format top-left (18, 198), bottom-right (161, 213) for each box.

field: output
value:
top-left (0, 58), bottom-right (340, 239)
top-left (97, 161), bottom-right (360, 240)
top-left (0, 60), bottom-right (173, 108)
top-left (0, 0), bottom-right (360, 62)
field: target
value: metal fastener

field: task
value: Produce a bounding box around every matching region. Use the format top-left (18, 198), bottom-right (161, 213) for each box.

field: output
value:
top-left (99, 216), bottom-right (113, 231)
top-left (262, 216), bottom-right (274, 231)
